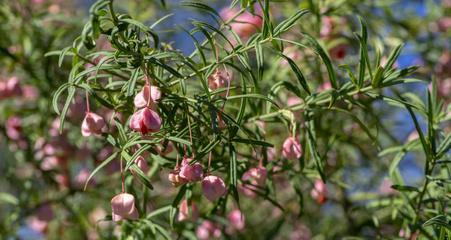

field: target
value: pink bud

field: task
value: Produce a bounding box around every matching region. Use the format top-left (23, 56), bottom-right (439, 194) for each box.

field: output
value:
top-left (81, 112), bottom-right (106, 137)
top-left (196, 220), bottom-right (222, 240)
top-left (282, 137), bottom-right (303, 160)
top-left (228, 209), bottom-right (245, 231)
top-left (6, 77), bottom-right (22, 97)
top-left (74, 168), bottom-right (94, 188)
top-left (179, 157), bottom-right (204, 182)
top-left (111, 193), bottom-right (139, 221)
top-left (320, 16), bottom-right (334, 38)
top-left (129, 107), bottom-right (162, 134)
top-left (438, 78), bottom-right (451, 97)
top-left (317, 82), bottom-right (332, 92)
top-left (168, 169), bottom-right (188, 187)
top-left (378, 178), bottom-right (396, 196)
top-left (240, 167), bottom-right (267, 197)
top-left (177, 199), bottom-right (199, 222)
top-left (134, 84), bottom-right (161, 109)
top-left (5, 116), bottom-right (22, 140)
top-left (208, 70), bottom-right (231, 96)
top-left (134, 156), bottom-right (149, 173)
top-left (202, 175), bottom-right (227, 202)
top-left (310, 179), bottom-right (328, 204)
top-left (220, 7), bottom-right (263, 38)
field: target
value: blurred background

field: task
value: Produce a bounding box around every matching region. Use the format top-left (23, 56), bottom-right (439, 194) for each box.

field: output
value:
top-left (0, 0), bottom-right (449, 239)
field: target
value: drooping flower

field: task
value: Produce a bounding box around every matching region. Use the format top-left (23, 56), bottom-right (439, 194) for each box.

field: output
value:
top-left (6, 116), bottom-right (23, 140)
top-left (168, 169), bottom-right (188, 187)
top-left (310, 179), bottom-right (328, 204)
top-left (0, 77), bottom-right (22, 100)
top-left (177, 199), bottom-right (199, 222)
top-left (220, 7), bottom-right (263, 39)
top-left (228, 209), bottom-right (245, 231)
top-left (240, 166), bottom-right (267, 197)
top-left (81, 112), bottom-right (106, 137)
top-left (133, 156), bottom-right (149, 173)
top-left (196, 220), bottom-right (222, 240)
top-left (202, 175), bottom-right (227, 202)
top-left (110, 193), bottom-right (139, 222)
top-left (134, 84), bottom-right (161, 109)
top-left (282, 137), bottom-right (303, 160)
top-left (129, 107), bottom-right (162, 134)
top-left (208, 70), bottom-right (231, 96)
top-left (179, 157), bottom-right (204, 182)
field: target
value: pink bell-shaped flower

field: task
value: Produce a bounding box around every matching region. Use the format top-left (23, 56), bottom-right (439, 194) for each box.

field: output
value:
top-left (81, 112), bottom-right (106, 137)
top-left (177, 199), bottom-right (199, 222)
top-left (179, 157), bottom-right (203, 182)
top-left (208, 70), bottom-right (231, 96)
top-left (134, 84), bottom-right (161, 109)
top-left (202, 175), bottom-right (227, 202)
top-left (220, 7), bottom-right (263, 39)
top-left (111, 193), bottom-right (139, 222)
top-left (228, 209), bottom-right (245, 231)
top-left (196, 220), bottom-right (222, 240)
top-left (134, 156), bottom-right (149, 173)
top-left (168, 169), bottom-right (188, 187)
top-left (310, 179), bottom-right (328, 204)
top-left (240, 166), bottom-right (267, 197)
top-left (6, 116), bottom-right (23, 140)
top-left (282, 137), bottom-right (303, 160)
top-left (129, 107), bottom-right (162, 134)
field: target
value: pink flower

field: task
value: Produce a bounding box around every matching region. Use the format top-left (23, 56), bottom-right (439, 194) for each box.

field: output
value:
top-left (129, 107), bottom-right (162, 134)
top-left (317, 82), bottom-right (332, 92)
top-left (6, 116), bottom-right (22, 140)
top-left (378, 178), bottom-right (396, 196)
top-left (26, 204), bottom-right (53, 233)
top-left (438, 78), bottom-right (451, 97)
top-left (177, 199), bottom-right (199, 222)
top-left (133, 156), bottom-right (149, 173)
top-left (208, 70), bottom-right (231, 96)
top-left (0, 77), bottom-right (22, 100)
top-left (179, 157), bottom-right (204, 182)
top-left (329, 44), bottom-right (347, 60)
top-left (241, 167), bottom-right (267, 197)
top-left (196, 220), bottom-right (222, 240)
top-left (111, 193), bottom-right (139, 222)
top-left (228, 209), bottom-right (245, 231)
top-left (282, 137), bottom-right (303, 160)
top-left (134, 84), bottom-right (161, 109)
top-left (74, 168), bottom-right (94, 188)
top-left (320, 16), bottom-right (334, 38)
top-left (202, 175), bottom-right (227, 201)
top-left (437, 17), bottom-right (451, 32)
top-left (220, 7), bottom-right (263, 39)
top-left (81, 112), bottom-right (106, 137)
top-left (168, 169), bottom-right (188, 187)
top-left (310, 179), bottom-right (328, 204)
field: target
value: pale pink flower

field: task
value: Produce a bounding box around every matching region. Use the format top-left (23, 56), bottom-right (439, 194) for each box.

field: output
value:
top-left (133, 156), bottom-right (149, 173)
top-left (438, 78), bottom-right (451, 97)
top-left (111, 193), bottom-right (139, 222)
top-left (74, 168), bottom-right (94, 188)
top-left (177, 199), bottom-right (199, 222)
top-left (310, 179), bottom-right (328, 204)
top-left (6, 116), bottom-right (22, 140)
top-left (437, 17), bottom-right (451, 32)
top-left (220, 7), bottom-right (263, 39)
top-left (196, 220), bottom-right (222, 240)
top-left (81, 112), bottom-right (107, 137)
top-left (282, 137), bottom-right (303, 160)
top-left (134, 84), bottom-right (161, 109)
top-left (228, 209), bottom-right (245, 231)
top-left (208, 70), bottom-right (231, 96)
top-left (168, 168), bottom-right (188, 187)
top-left (129, 107), bottom-right (162, 134)
top-left (317, 82), bottom-right (332, 92)
top-left (378, 178), bottom-right (396, 196)
top-left (241, 167), bottom-right (267, 197)
top-left (22, 85), bottom-right (39, 101)
top-left (202, 175), bottom-right (227, 201)
top-left (179, 157), bottom-right (204, 182)
top-left (320, 16), bottom-right (334, 38)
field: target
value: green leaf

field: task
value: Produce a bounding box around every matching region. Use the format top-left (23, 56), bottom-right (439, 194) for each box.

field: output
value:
top-left (303, 33), bottom-right (337, 89)
top-left (279, 53), bottom-right (311, 95)
top-left (391, 184), bottom-right (419, 192)
top-left (0, 192), bottom-right (18, 205)
top-left (273, 9), bottom-right (309, 35)
top-left (232, 138), bottom-right (274, 147)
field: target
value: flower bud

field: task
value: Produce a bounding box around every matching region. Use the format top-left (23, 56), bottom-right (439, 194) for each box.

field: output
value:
top-left (81, 112), bottom-right (106, 137)
top-left (6, 116), bottom-right (22, 140)
top-left (111, 193), bottom-right (139, 221)
top-left (134, 84), bottom-right (161, 109)
top-left (133, 156), bottom-right (149, 173)
top-left (129, 107), bottom-right (162, 134)
top-left (177, 199), bottom-right (199, 222)
top-left (228, 209), bottom-right (245, 231)
top-left (282, 137), bottom-right (303, 160)
top-left (240, 167), bottom-right (267, 197)
top-left (202, 175), bottom-right (227, 202)
top-left (196, 220), bottom-right (222, 240)
top-left (310, 179), bottom-right (328, 204)
top-left (179, 157), bottom-right (203, 182)
top-left (208, 70), bottom-right (231, 96)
